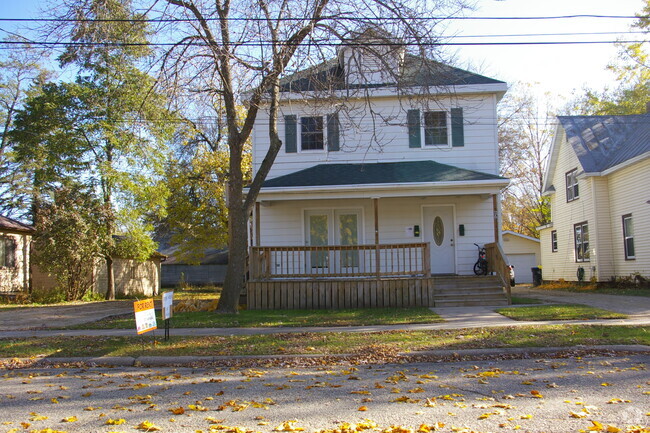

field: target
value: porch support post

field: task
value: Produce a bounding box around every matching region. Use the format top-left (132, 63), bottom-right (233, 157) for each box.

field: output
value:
top-left (254, 202), bottom-right (261, 246)
top-left (492, 194), bottom-right (499, 242)
top-left (373, 198), bottom-right (380, 279)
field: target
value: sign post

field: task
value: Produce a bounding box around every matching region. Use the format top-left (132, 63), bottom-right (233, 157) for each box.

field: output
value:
top-left (162, 291), bottom-right (174, 341)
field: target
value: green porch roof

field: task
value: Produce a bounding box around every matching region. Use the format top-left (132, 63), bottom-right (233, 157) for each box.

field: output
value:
top-left (261, 160), bottom-right (505, 189)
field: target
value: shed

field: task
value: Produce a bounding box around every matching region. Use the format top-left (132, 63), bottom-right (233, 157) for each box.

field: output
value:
top-left (0, 215), bottom-right (34, 294)
top-left (502, 231), bottom-right (541, 284)
top-left (158, 246), bottom-right (228, 287)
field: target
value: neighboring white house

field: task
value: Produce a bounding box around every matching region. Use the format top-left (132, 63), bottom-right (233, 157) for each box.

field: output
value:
top-left (539, 111), bottom-right (650, 282)
top-left (502, 231), bottom-right (541, 284)
top-left (247, 29), bottom-right (510, 308)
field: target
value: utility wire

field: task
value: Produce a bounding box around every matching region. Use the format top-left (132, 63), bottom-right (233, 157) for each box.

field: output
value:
top-left (0, 39), bottom-right (647, 48)
top-left (0, 14), bottom-right (647, 23)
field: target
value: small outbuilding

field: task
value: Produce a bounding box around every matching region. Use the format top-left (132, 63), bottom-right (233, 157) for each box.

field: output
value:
top-left (158, 246), bottom-right (228, 288)
top-left (502, 231), bottom-right (541, 284)
top-left (0, 215), bottom-right (34, 295)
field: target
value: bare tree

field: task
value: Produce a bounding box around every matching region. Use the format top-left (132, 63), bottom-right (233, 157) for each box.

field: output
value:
top-left (49, 0), bottom-right (468, 311)
top-left (498, 83), bottom-right (553, 238)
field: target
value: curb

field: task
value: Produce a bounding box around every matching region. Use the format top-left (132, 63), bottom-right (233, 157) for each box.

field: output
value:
top-left (3, 345), bottom-right (649, 368)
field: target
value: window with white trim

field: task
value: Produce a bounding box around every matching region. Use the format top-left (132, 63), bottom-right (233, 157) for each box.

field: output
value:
top-left (574, 222), bottom-right (589, 262)
top-left (551, 230), bottom-right (558, 252)
top-left (566, 169), bottom-right (579, 202)
top-left (622, 214), bottom-right (635, 260)
top-left (300, 116), bottom-right (324, 150)
top-left (423, 111), bottom-right (448, 146)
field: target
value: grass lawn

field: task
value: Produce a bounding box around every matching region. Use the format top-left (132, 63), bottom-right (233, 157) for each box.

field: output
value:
top-left (1, 325), bottom-right (647, 358)
top-left (496, 304), bottom-right (628, 321)
top-left (535, 282), bottom-right (650, 297)
top-left (66, 307), bottom-right (444, 329)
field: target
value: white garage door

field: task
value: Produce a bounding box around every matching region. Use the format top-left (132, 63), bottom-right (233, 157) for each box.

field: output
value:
top-left (507, 253), bottom-right (537, 284)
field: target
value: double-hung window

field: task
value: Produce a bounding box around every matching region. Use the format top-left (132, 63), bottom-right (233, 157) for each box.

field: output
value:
top-left (551, 230), bottom-right (558, 252)
top-left (574, 222), bottom-right (589, 262)
top-left (300, 116), bottom-right (324, 150)
top-left (423, 111), bottom-right (448, 146)
top-left (566, 169), bottom-right (579, 202)
top-left (622, 214), bottom-right (635, 260)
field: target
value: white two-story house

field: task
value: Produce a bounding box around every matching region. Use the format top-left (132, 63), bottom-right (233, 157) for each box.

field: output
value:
top-left (246, 31), bottom-right (511, 309)
top-left (539, 112), bottom-right (650, 282)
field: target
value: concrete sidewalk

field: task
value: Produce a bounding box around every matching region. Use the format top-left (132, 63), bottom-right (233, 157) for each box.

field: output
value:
top-left (2, 305), bottom-right (649, 339)
top-left (1, 286), bottom-right (648, 339)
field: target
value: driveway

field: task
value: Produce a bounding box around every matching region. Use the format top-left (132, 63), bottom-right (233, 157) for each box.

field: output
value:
top-left (0, 300), bottom-right (135, 330)
top-left (513, 285), bottom-right (650, 316)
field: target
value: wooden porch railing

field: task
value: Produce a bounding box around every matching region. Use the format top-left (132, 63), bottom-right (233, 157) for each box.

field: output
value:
top-left (485, 242), bottom-right (512, 304)
top-left (249, 243), bottom-right (431, 280)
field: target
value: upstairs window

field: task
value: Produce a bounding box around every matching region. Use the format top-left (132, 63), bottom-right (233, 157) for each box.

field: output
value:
top-left (423, 111), bottom-right (448, 146)
top-left (566, 169), bottom-right (579, 202)
top-left (622, 214), bottom-right (635, 260)
top-left (301, 116), bottom-right (324, 150)
top-left (407, 108), bottom-right (464, 148)
top-left (574, 222), bottom-right (589, 262)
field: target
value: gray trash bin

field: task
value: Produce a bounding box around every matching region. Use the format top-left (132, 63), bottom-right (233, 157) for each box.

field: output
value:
top-left (531, 267), bottom-right (542, 286)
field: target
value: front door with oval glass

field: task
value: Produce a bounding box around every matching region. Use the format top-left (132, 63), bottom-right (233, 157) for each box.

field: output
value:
top-left (422, 206), bottom-right (456, 274)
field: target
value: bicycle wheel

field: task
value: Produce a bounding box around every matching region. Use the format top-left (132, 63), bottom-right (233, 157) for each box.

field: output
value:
top-left (473, 260), bottom-right (488, 275)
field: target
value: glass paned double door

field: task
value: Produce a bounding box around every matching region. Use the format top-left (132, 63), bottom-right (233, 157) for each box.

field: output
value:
top-left (305, 210), bottom-right (360, 272)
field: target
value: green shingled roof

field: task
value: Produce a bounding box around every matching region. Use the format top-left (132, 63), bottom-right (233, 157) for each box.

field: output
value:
top-left (261, 160), bottom-right (506, 188)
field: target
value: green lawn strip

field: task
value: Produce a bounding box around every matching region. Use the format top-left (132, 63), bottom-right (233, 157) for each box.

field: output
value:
top-left (496, 304), bottom-right (628, 321)
top-left (510, 296), bottom-right (544, 305)
top-left (535, 284), bottom-right (650, 297)
top-left (1, 325), bottom-right (647, 358)
top-left (65, 307), bottom-right (443, 329)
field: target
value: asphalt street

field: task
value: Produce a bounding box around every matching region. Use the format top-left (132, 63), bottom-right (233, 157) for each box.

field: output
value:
top-left (0, 354), bottom-right (648, 433)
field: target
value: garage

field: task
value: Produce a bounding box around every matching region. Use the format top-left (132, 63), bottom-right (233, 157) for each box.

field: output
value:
top-left (502, 231), bottom-right (541, 285)
top-left (507, 253), bottom-right (537, 284)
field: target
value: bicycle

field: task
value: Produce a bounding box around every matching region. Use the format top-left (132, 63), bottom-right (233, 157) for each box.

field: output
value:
top-left (473, 243), bottom-right (488, 275)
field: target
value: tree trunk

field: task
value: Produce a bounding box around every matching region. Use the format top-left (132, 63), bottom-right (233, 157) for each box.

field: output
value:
top-left (105, 255), bottom-right (115, 300)
top-left (218, 204), bottom-right (248, 313)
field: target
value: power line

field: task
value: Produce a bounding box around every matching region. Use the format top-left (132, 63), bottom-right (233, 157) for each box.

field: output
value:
top-left (0, 14), bottom-right (646, 23)
top-left (0, 39), bottom-right (646, 48)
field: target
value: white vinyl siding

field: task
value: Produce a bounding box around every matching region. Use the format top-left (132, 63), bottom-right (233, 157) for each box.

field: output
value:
top-left (257, 195), bottom-right (495, 276)
top-left (607, 158), bottom-right (650, 275)
top-left (253, 95), bottom-right (499, 179)
top-left (539, 131), bottom-right (596, 281)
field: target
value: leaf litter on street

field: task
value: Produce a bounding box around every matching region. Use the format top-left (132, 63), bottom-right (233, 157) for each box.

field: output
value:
top-left (0, 353), bottom-right (648, 433)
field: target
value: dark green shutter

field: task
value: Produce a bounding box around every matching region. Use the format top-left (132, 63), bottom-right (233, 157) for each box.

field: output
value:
top-left (284, 115), bottom-right (297, 153)
top-left (407, 109), bottom-right (421, 148)
top-left (327, 113), bottom-right (340, 152)
top-left (451, 107), bottom-right (464, 147)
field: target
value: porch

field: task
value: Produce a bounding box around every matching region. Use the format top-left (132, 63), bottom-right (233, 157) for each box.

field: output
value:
top-left (247, 242), bottom-right (511, 309)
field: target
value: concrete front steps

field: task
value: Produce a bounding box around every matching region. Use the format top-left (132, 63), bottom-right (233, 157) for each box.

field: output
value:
top-left (433, 275), bottom-right (509, 307)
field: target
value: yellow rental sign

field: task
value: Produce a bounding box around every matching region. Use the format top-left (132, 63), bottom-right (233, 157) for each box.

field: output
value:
top-left (133, 299), bottom-right (157, 334)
